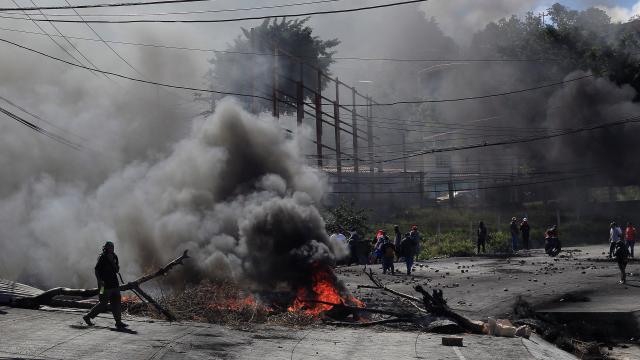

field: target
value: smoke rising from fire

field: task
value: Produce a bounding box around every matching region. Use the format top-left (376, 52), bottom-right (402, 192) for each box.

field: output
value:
top-left (0, 99), bottom-right (346, 290)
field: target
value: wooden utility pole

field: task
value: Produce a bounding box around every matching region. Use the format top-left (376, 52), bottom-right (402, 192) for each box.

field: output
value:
top-left (250, 28), bottom-right (257, 114)
top-left (334, 79), bottom-right (342, 182)
top-left (367, 96), bottom-right (374, 173)
top-left (419, 171), bottom-right (425, 207)
top-left (296, 61), bottom-right (304, 127)
top-left (351, 87), bottom-right (359, 195)
top-left (315, 70), bottom-right (323, 167)
top-left (272, 46), bottom-right (279, 118)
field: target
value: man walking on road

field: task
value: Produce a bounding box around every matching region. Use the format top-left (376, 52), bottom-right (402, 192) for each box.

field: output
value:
top-left (510, 217), bottom-right (519, 253)
top-left (613, 238), bottom-right (630, 284)
top-left (83, 241), bottom-right (128, 329)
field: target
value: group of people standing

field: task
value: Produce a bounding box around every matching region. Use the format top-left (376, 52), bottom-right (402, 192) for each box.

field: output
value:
top-left (345, 225), bottom-right (422, 275)
top-left (476, 217), bottom-right (531, 254)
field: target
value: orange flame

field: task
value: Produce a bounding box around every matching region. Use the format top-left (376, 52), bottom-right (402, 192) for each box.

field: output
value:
top-left (288, 266), bottom-right (364, 316)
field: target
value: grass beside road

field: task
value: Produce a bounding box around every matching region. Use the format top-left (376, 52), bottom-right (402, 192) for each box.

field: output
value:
top-left (369, 207), bottom-right (610, 259)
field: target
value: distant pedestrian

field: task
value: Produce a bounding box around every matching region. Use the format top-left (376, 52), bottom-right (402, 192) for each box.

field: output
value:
top-left (380, 238), bottom-right (396, 275)
top-left (613, 238), bottom-right (630, 284)
top-left (609, 222), bottom-right (623, 258)
top-left (510, 217), bottom-right (519, 253)
top-left (400, 232), bottom-right (417, 275)
top-left (477, 221), bottom-right (487, 254)
top-left (373, 230), bottom-right (386, 264)
top-left (393, 225), bottom-right (402, 259)
top-left (409, 225), bottom-right (422, 258)
top-left (347, 230), bottom-right (360, 265)
top-left (520, 218), bottom-right (530, 250)
top-left (83, 241), bottom-right (128, 329)
top-left (625, 222), bottom-right (636, 258)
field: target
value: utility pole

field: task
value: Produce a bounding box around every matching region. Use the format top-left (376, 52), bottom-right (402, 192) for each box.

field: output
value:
top-left (272, 45), bottom-right (279, 119)
top-left (351, 87), bottom-right (359, 197)
top-left (250, 28), bottom-right (257, 114)
top-left (334, 79), bottom-right (342, 182)
top-left (367, 96), bottom-right (374, 173)
top-left (315, 70), bottom-right (323, 168)
top-left (296, 61), bottom-right (304, 127)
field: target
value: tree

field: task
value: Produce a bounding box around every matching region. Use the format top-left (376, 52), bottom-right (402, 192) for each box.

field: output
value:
top-left (324, 200), bottom-right (370, 236)
top-left (471, 4), bottom-right (640, 94)
top-left (207, 18), bottom-right (340, 114)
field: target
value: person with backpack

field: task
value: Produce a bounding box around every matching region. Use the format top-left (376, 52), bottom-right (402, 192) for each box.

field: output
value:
top-left (613, 238), bottom-right (630, 284)
top-left (520, 218), bottom-right (531, 250)
top-left (83, 241), bottom-right (128, 329)
top-left (400, 232), bottom-right (417, 275)
top-left (609, 222), bottom-right (623, 259)
top-left (625, 222), bottom-right (636, 258)
top-left (380, 238), bottom-right (396, 275)
top-left (477, 221), bottom-right (487, 254)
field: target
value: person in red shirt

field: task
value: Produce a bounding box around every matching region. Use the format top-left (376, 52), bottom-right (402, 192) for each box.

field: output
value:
top-left (625, 222), bottom-right (636, 258)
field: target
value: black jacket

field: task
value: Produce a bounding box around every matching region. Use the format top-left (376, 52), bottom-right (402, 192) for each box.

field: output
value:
top-left (95, 253), bottom-right (120, 289)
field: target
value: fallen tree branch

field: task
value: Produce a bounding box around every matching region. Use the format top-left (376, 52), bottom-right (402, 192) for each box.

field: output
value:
top-left (300, 298), bottom-right (413, 318)
top-left (132, 285), bottom-right (176, 321)
top-left (414, 285), bottom-right (483, 334)
top-left (13, 250), bottom-right (189, 320)
top-left (363, 268), bottom-right (422, 303)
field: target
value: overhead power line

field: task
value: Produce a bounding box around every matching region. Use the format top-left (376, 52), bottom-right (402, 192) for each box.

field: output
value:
top-left (0, 0), bottom-right (428, 23)
top-left (62, 0), bottom-right (148, 80)
top-left (0, 36), bottom-right (270, 99)
top-left (0, 104), bottom-right (82, 150)
top-left (0, 36), bottom-right (599, 117)
top-left (336, 75), bottom-right (593, 107)
top-left (328, 173), bottom-right (593, 194)
top-left (0, 0), bottom-right (213, 12)
top-left (377, 114), bottom-right (640, 163)
top-left (7, 0), bottom-right (345, 17)
top-left (0, 25), bottom-right (567, 63)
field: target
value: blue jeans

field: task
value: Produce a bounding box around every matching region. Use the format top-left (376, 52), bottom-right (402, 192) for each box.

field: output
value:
top-left (405, 255), bottom-right (414, 274)
top-left (511, 234), bottom-right (518, 252)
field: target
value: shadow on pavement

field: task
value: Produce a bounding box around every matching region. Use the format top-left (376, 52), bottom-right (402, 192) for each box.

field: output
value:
top-left (69, 324), bottom-right (138, 334)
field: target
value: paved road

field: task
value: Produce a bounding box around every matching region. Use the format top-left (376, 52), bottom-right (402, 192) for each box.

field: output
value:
top-left (0, 306), bottom-right (574, 360)
top-left (339, 246), bottom-right (640, 319)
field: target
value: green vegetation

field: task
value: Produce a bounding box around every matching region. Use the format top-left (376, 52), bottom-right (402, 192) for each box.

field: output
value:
top-left (364, 206), bottom-right (614, 259)
top-left (323, 199), bottom-right (371, 236)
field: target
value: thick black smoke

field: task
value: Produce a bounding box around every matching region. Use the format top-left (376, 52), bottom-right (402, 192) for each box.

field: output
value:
top-left (0, 99), bottom-right (347, 291)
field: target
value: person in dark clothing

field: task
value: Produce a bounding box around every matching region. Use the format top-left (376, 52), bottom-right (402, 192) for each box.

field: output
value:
top-left (400, 232), bottom-right (417, 275)
top-left (347, 230), bottom-right (360, 266)
top-left (509, 217), bottom-right (519, 253)
top-left (520, 218), bottom-right (530, 250)
top-left (613, 238), bottom-right (630, 284)
top-left (83, 241), bottom-right (128, 329)
top-left (477, 221), bottom-right (487, 254)
top-left (393, 225), bottom-right (402, 260)
top-left (380, 238), bottom-right (396, 275)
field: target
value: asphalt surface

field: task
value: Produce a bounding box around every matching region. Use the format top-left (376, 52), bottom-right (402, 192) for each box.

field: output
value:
top-left (0, 306), bottom-right (575, 360)
top-left (2, 245), bottom-right (638, 359)
top-left (338, 246), bottom-right (640, 319)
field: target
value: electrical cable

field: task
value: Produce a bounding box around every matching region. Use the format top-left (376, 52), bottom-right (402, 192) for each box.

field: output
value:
top-left (0, 0), bottom-right (215, 12)
top-left (0, 0), bottom-right (428, 23)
